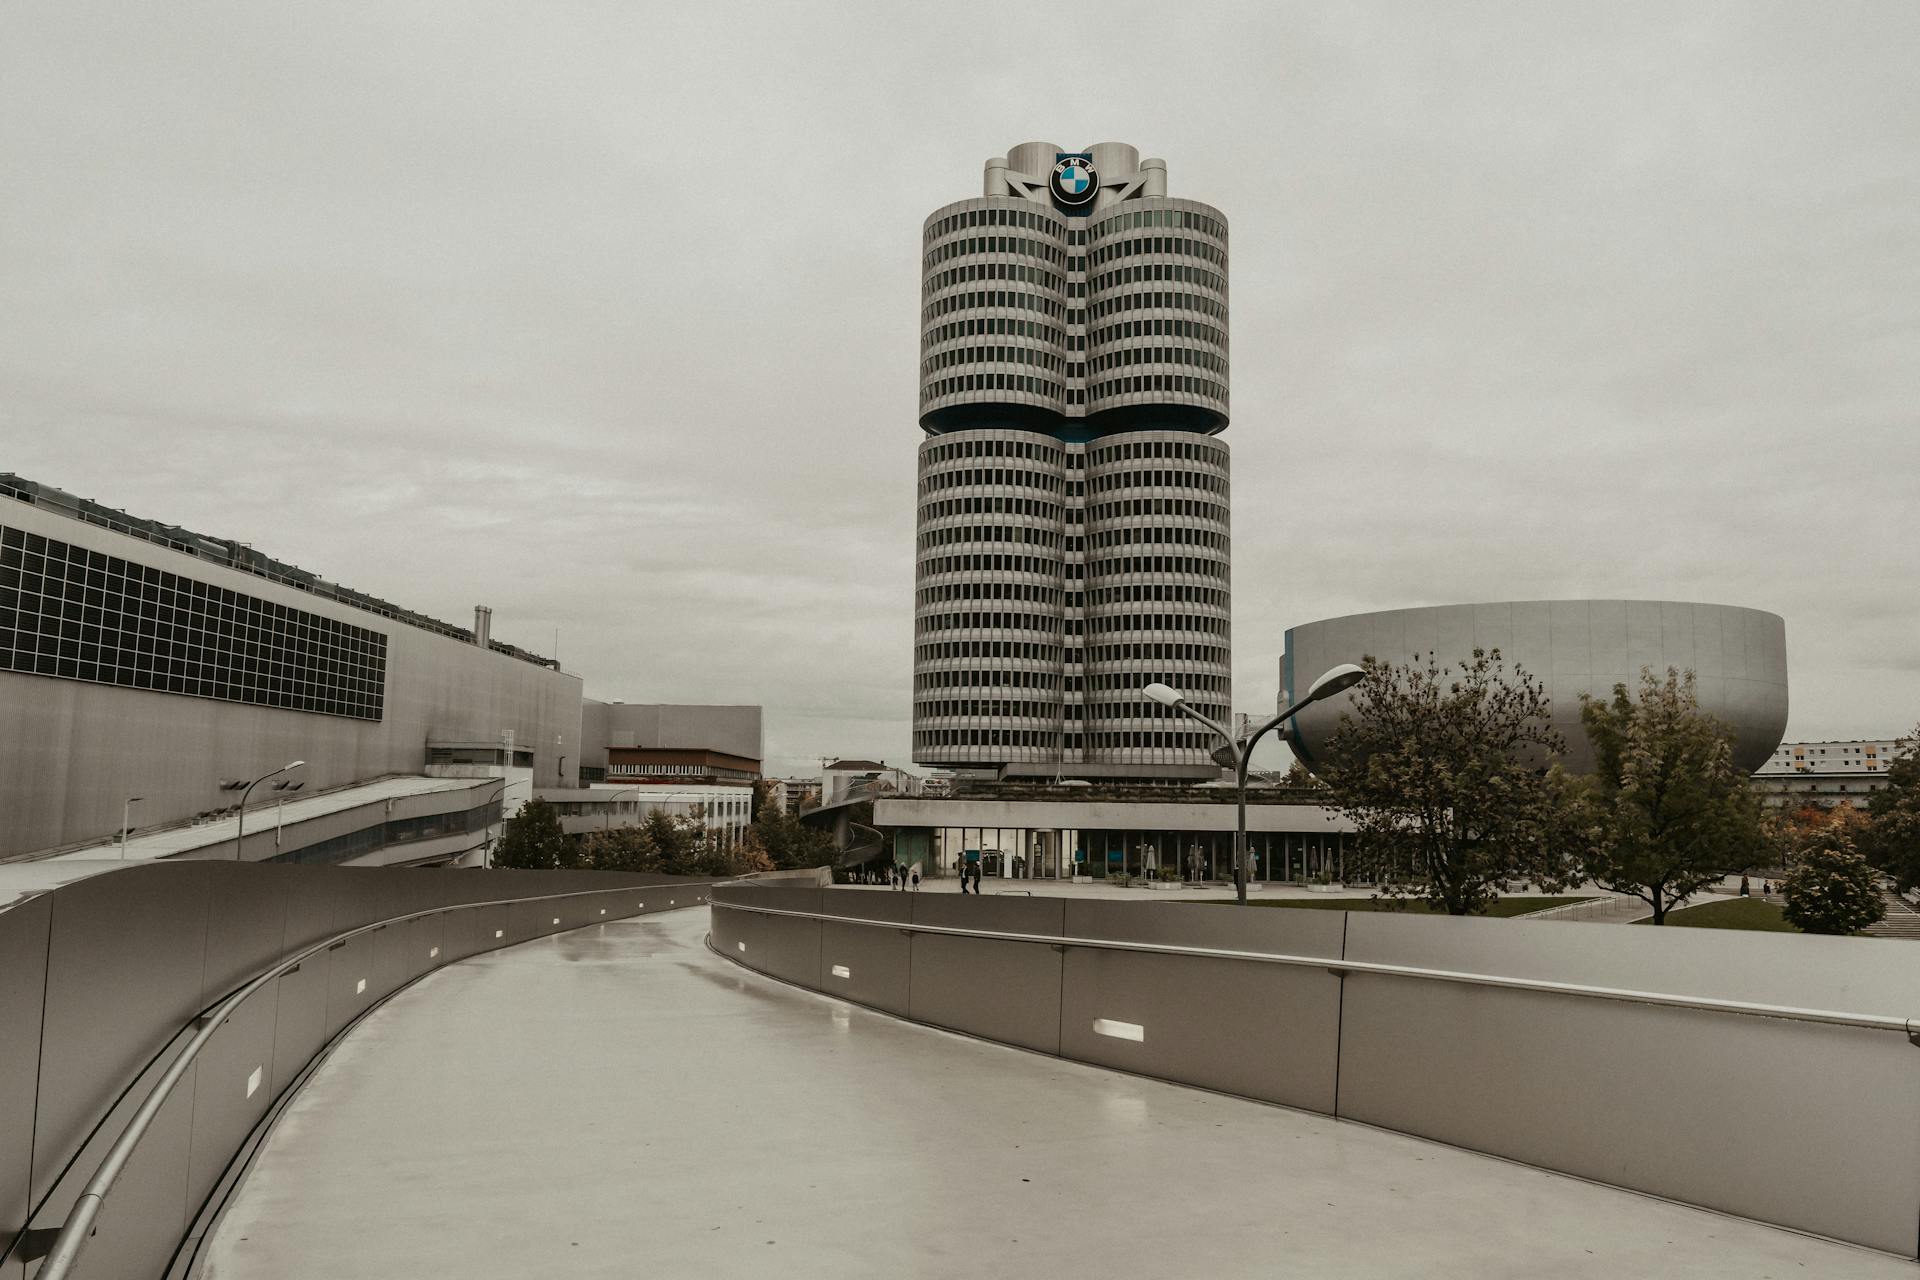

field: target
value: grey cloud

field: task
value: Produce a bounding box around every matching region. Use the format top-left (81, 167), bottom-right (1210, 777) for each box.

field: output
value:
top-left (3, 1), bottom-right (1915, 775)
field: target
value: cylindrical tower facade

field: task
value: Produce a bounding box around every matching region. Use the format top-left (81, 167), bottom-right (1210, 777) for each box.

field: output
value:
top-left (1082, 430), bottom-right (1232, 772)
top-left (1085, 197), bottom-right (1229, 429)
top-left (919, 196), bottom-right (1072, 427)
top-left (913, 429), bottom-right (1069, 768)
top-left (913, 143), bottom-right (1232, 783)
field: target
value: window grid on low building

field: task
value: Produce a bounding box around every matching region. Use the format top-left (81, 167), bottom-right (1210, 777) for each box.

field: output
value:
top-left (0, 524), bottom-right (388, 720)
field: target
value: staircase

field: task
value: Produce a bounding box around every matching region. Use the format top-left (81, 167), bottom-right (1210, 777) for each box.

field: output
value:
top-left (1864, 888), bottom-right (1920, 940)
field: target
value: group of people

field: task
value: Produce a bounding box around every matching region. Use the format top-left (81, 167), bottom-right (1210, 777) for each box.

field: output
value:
top-left (956, 848), bottom-right (983, 894)
top-left (865, 855), bottom-right (983, 893)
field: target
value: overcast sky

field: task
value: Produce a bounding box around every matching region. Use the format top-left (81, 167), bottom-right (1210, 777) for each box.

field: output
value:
top-left (3, 2), bottom-right (1915, 775)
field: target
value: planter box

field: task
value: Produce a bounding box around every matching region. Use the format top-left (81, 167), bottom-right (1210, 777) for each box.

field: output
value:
top-left (1071, 874), bottom-right (1092, 884)
top-left (1306, 882), bottom-right (1347, 893)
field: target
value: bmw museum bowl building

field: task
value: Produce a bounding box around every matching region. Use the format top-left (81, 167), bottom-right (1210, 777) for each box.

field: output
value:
top-left (912, 142), bottom-right (1233, 784)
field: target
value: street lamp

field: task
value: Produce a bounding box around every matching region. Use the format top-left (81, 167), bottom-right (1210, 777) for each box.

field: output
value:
top-left (233, 761), bottom-right (305, 861)
top-left (1144, 662), bottom-right (1366, 906)
top-left (476, 778), bottom-right (509, 869)
top-left (269, 779), bottom-right (305, 848)
top-left (119, 797), bottom-right (144, 859)
top-left (604, 786), bottom-right (644, 830)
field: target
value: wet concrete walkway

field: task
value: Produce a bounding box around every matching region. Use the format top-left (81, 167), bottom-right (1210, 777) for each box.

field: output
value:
top-left (198, 911), bottom-right (1912, 1279)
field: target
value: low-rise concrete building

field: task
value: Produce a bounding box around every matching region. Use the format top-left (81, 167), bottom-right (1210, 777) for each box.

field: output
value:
top-left (875, 786), bottom-right (1352, 882)
top-left (544, 784), bottom-right (753, 847)
top-left (770, 777), bottom-right (822, 813)
top-left (0, 473), bottom-right (762, 866)
top-left (1753, 739), bottom-right (1904, 809)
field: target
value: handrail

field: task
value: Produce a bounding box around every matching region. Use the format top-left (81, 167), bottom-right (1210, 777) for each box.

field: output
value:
top-left (34, 881), bottom-right (713, 1280)
top-left (709, 898), bottom-right (1920, 1041)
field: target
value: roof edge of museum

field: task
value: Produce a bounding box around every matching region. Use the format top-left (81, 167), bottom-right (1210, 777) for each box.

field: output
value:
top-left (1, 473), bottom-right (559, 669)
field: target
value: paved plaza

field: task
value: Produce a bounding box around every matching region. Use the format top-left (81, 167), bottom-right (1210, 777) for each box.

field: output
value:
top-left (195, 910), bottom-right (1910, 1278)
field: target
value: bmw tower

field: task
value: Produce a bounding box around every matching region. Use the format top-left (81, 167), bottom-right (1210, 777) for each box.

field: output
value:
top-left (913, 142), bottom-right (1231, 782)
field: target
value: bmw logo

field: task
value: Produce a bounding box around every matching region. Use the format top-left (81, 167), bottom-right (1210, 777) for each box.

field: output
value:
top-left (1050, 155), bottom-right (1099, 208)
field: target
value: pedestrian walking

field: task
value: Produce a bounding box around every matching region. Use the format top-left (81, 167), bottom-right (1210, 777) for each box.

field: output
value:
top-left (910, 867), bottom-right (921, 891)
top-left (969, 859), bottom-right (982, 894)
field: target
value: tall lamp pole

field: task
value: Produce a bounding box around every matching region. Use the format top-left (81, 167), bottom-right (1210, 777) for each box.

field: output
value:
top-left (119, 797), bottom-right (144, 859)
top-left (477, 779), bottom-right (508, 869)
top-left (1144, 663), bottom-right (1365, 906)
top-left (233, 761), bottom-right (306, 861)
top-left (604, 786), bottom-right (643, 831)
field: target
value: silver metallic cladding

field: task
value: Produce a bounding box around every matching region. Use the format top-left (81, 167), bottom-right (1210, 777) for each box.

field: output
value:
top-left (1283, 600), bottom-right (1789, 775)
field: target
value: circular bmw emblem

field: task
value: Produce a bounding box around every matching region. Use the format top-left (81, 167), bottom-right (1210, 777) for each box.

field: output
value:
top-left (1050, 157), bottom-right (1099, 208)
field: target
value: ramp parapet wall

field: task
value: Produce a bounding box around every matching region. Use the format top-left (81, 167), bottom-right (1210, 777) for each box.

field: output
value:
top-left (710, 885), bottom-right (1920, 1258)
top-left (1, 862), bottom-right (718, 1280)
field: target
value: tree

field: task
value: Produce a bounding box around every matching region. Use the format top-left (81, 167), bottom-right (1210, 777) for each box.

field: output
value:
top-left (1765, 799), bottom-right (1869, 868)
top-left (580, 806), bottom-right (774, 877)
top-left (577, 825), bottom-right (657, 873)
top-left (492, 797), bottom-right (574, 869)
top-left (1319, 648), bottom-right (1583, 915)
top-left (636, 808), bottom-right (696, 868)
top-left (745, 806), bottom-right (837, 870)
top-left (1279, 760), bottom-right (1327, 790)
top-left (1781, 832), bottom-right (1885, 935)
top-left (1864, 723), bottom-right (1920, 892)
top-left (1577, 668), bottom-right (1766, 924)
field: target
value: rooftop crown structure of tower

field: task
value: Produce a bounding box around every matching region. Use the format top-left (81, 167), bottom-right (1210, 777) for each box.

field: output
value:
top-left (912, 142), bottom-right (1232, 783)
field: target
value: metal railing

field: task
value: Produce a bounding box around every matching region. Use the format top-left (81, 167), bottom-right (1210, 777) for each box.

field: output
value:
top-left (33, 883), bottom-right (713, 1280)
top-left (709, 899), bottom-right (1920, 1042)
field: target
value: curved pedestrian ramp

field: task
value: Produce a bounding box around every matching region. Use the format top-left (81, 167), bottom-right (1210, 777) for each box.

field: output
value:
top-left (0, 861), bottom-right (720, 1280)
top-left (712, 883), bottom-right (1920, 1261)
top-left (175, 904), bottom-right (1913, 1277)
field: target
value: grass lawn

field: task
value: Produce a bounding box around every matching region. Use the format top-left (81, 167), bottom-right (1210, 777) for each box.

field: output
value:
top-left (1202, 895), bottom-right (1595, 918)
top-left (1635, 896), bottom-right (1798, 932)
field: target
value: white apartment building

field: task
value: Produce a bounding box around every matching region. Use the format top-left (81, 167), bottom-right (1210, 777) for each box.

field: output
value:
top-left (1752, 738), bottom-right (1905, 809)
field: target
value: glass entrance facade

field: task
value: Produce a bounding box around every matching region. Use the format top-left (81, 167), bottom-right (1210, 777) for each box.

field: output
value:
top-left (920, 825), bottom-right (1352, 882)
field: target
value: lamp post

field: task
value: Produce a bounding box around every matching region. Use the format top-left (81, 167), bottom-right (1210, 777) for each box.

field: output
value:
top-left (604, 785), bottom-right (643, 831)
top-left (119, 797), bottom-right (144, 859)
top-left (270, 779), bottom-right (305, 849)
top-left (233, 761), bottom-right (305, 861)
top-left (475, 779), bottom-right (508, 869)
top-left (1144, 663), bottom-right (1366, 906)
